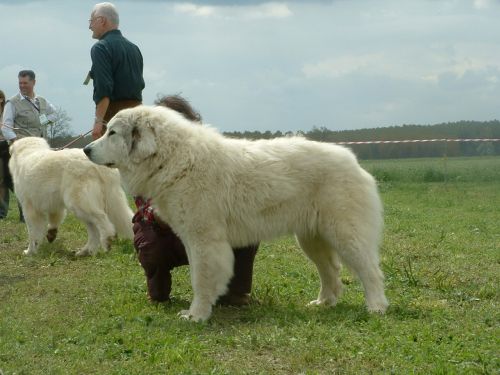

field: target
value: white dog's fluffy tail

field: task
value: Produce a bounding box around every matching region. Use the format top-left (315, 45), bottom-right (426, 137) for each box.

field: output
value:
top-left (104, 170), bottom-right (134, 240)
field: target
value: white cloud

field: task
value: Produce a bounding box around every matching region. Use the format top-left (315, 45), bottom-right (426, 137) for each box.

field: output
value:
top-left (473, 0), bottom-right (491, 9)
top-left (302, 54), bottom-right (383, 79)
top-left (246, 3), bottom-right (292, 19)
top-left (173, 2), bottom-right (291, 19)
top-left (302, 47), bottom-right (500, 92)
top-left (173, 3), bottom-right (216, 17)
top-left (2, 0), bottom-right (500, 133)
top-left (143, 66), bottom-right (168, 82)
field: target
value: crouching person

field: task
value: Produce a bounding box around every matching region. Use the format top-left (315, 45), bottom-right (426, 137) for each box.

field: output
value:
top-left (133, 95), bottom-right (259, 305)
top-left (133, 197), bottom-right (259, 305)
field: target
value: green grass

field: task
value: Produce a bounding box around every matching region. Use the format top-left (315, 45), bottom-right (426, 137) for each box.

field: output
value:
top-left (1, 156), bottom-right (499, 374)
top-left (363, 155), bottom-right (500, 183)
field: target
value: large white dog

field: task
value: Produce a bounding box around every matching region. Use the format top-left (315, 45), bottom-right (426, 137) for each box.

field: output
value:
top-left (9, 137), bottom-right (133, 256)
top-left (84, 106), bottom-right (388, 321)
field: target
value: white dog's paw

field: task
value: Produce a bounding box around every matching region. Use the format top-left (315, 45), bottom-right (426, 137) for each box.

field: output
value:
top-left (75, 247), bottom-right (93, 257)
top-left (366, 297), bottom-right (389, 314)
top-left (307, 297), bottom-right (337, 307)
top-left (178, 309), bottom-right (209, 322)
top-left (23, 248), bottom-right (35, 256)
top-left (104, 235), bottom-right (117, 251)
top-left (178, 310), bottom-right (192, 320)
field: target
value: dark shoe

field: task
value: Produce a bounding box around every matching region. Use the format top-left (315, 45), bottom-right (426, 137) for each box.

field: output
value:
top-left (216, 293), bottom-right (251, 307)
top-left (149, 293), bottom-right (170, 303)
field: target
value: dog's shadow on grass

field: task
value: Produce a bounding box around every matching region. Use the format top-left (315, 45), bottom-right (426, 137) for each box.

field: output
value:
top-left (36, 240), bottom-right (82, 261)
top-left (0, 274), bottom-right (26, 287)
top-left (151, 297), bottom-right (427, 327)
top-left (35, 238), bottom-right (134, 261)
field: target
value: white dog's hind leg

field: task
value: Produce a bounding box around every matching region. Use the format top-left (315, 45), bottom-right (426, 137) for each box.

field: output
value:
top-left (296, 234), bottom-right (343, 307)
top-left (324, 225), bottom-right (388, 314)
top-left (47, 209), bottom-right (66, 243)
top-left (76, 221), bottom-right (101, 256)
top-left (94, 213), bottom-right (116, 252)
top-left (179, 240), bottom-right (235, 322)
top-left (96, 216), bottom-right (116, 251)
top-left (72, 204), bottom-right (116, 255)
top-left (342, 250), bottom-right (388, 313)
top-left (23, 204), bottom-right (47, 255)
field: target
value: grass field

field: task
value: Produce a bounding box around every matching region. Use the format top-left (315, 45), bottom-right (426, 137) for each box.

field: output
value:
top-left (0, 156), bottom-right (499, 374)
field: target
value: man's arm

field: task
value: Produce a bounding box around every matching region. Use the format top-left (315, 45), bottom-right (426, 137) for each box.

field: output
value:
top-left (1, 102), bottom-right (17, 141)
top-left (45, 100), bottom-right (58, 123)
top-left (92, 96), bottom-right (110, 140)
top-left (90, 43), bottom-right (113, 140)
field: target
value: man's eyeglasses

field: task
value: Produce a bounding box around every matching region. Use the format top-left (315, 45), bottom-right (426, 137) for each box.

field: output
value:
top-left (88, 16), bottom-right (103, 25)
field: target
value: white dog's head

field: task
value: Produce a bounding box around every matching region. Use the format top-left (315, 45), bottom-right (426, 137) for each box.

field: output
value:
top-left (84, 106), bottom-right (160, 168)
top-left (8, 137), bottom-right (51, 183)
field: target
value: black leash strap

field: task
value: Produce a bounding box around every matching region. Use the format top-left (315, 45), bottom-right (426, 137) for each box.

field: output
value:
top-left (23, 96), bottom-right (40, 113)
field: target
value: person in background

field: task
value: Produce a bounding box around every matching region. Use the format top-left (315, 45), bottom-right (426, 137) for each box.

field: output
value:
top-left (1, 71), bottom-right (57, 221)
top-left (1, 70), bottom-right (57, 142)
top-left (0, 89), bottom-right (9, 219)
top-left (133, 95), bottom-right (259, 306)
top-left (87, 2), bottom-right (145, 139)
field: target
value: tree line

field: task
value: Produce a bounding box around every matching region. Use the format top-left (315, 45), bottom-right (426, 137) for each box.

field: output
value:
top-left (51, 118), bottom-right (500, 160)
top-left (223, 120), bottom-right (500, 159)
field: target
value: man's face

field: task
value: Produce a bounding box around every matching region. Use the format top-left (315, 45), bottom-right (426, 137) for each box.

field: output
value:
top-left (89, 12), bottom-right (105, 39)
top-left (18, 76), bottom-right (35, 97)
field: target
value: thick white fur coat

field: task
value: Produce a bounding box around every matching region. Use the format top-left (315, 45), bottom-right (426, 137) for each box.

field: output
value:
top-left (9, 137), bottom-right (133, 256)
top-left (85, 106), bottom-right (389, 321)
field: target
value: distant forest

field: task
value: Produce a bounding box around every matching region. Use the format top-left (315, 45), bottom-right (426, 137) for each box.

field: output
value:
top-left (223, 120), bottom-right (500, 159)
top-left (55, 120), bottom-right (500, 160)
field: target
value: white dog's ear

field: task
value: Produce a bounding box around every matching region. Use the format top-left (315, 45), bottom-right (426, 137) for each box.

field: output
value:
top-left (130, 123), bottom-right (158, 163)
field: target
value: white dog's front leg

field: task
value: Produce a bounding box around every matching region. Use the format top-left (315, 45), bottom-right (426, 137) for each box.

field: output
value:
top-left (179, 296), bottom-right (213, 322)
top-left (24, 238), bottom-right (38, 256)
top-left (76, 221), bottom-right (101, 257)
top-left (25, 231), bottom-right (43, 255)
top-left (179, 240), bottom-right (235, 322)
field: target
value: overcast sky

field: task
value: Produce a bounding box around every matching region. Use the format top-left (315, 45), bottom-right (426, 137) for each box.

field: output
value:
top-left (1, 0), bottom-right (499, 135)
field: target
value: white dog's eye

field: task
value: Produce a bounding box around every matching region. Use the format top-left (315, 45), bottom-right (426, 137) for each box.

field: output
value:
top-left (108, 130), bottom-right (116, 136)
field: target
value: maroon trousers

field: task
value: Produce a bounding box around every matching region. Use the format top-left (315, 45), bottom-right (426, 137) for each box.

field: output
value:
top-left (133, 220), bottom-right (259, 303)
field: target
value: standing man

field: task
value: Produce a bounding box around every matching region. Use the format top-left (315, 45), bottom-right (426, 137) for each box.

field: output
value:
top-left (87, 2), bottom-right (145, 139)
top-left (1, 70), bottom-right (57, 221)
top-left (1, 70), bottom-right (57, 142)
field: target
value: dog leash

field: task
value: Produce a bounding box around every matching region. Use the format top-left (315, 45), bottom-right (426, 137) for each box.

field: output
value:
top-left (1, 122), bottom-right (101, 150)
top-left (56, 119), bottom-right (108, 150)
top-left (55, 129), bottom-right (94, 150)
top-left (0, 122), bottom-right (37, 137)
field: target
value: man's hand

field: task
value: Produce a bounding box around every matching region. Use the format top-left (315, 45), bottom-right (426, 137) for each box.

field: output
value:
top-left (93, 97), bottom-right (110, 140)
top-left (92, 121), bottom-right (104, 140)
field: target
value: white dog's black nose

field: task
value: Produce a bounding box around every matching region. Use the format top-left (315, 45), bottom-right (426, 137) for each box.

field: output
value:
top-left (83, 146), bottom-right (92, 157)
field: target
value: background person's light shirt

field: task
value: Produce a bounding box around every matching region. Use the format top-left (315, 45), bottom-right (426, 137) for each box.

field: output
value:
top-left (1, 93), bottom-right (57, 140)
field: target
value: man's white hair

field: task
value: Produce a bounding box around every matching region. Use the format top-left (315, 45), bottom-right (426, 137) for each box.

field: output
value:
top-left (93, 2), bottom-right (119, 26)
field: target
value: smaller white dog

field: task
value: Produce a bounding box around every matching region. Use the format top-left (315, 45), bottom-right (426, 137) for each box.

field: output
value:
top-left (9, 137), bottom-right (133, 256)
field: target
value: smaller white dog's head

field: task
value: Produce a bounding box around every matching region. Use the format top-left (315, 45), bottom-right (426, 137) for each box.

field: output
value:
top-left (83, 106), bottom-right (158, 169)
top-left (8, 137), bottom-right (51, 182)
top-left (9, 136), bottom-right (50, 158)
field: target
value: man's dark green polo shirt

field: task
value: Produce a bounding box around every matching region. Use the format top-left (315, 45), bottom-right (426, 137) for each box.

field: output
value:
top-left (90, 29), bottom-right (145, 104)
